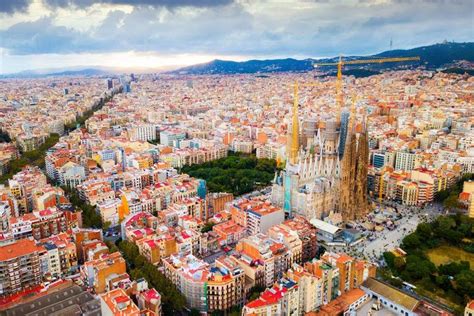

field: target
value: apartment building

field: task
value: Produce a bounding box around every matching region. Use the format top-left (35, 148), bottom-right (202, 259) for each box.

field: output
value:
top-left (100, 288), bottom-right (141, 316)
top-left (242, 278), bottom-right (300, 316)
top-left (163, 254), bottom-right (208, 311)
top-left (0, 239), bottom-right (44, 297)
top-left (130, 124), bottom-right (157, 142)
top-left (321, 252), bottom-right (376, 296)
top-left (137, 288), bottom-right (162, 315)
top-left (395, 151), bottom-right (419, 171)
top-left (137, 234), bottom-right (177, 265)
top-left (163, 253), bottom-right (245, 313)
top-left (231, 199), bottom-right (285, 235)
top-left (81, 252), bottom-right (127, 294)
top-left (8, 166), bottom-right (48, 214)
top-left (268, 224), bottom-right (303, 265)
top-left (8, 208), bottom-right (69, 240)
top-left (212, 220), bottom-right (246, 246)
top-left (304, 259), bottom-right (340, 305)
top-left (280, 215), bottom-right (318, 262)
top-left (72, 228), bottom-right (103, 263)
top-left (39, 232), bottom-right (78, 276)
top-left (236, 233), bottom-right (290, 288)
top-left (77, 180), bottom-right (115, 206)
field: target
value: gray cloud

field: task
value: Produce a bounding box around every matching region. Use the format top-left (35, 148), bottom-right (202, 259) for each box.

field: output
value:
top-left (0, 0), bottom-right (30, 13)
top-left (43, 0), bottom-right (234, 9)
top-left (0, 0), bottom-right (234, 15)
top-left (0, 17), bottom-right (96, 54)
top-left (1, 0), bottom-right (472, 58)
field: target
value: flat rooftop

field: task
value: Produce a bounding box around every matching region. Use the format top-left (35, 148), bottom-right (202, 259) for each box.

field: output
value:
top-left (362, 278), bottom-right (419, 312)
top-left (5, 284), bottom-right (101, 316)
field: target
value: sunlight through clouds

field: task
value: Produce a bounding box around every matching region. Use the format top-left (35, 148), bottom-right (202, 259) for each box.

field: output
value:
top-left (0, 0), bottom-right (472, 73)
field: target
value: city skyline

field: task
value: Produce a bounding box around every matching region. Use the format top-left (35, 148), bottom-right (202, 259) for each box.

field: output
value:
top-left (1, 0), bottom-right (473, 73)
top-left (1, 1), bottom-right (473, 315)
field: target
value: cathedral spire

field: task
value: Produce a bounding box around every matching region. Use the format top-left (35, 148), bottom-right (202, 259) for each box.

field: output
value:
top-left (289, 82), bottom-right (300, 164)
top-left (362, 104), bottom-right (368, 132)
top-left (349, 94), bottom-right (357, 132)
top-left (339, 94), bottom-right (369, 222)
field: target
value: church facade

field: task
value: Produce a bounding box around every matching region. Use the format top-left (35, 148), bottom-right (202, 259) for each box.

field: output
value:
top-left (271, 98), bottom-right (369, 223)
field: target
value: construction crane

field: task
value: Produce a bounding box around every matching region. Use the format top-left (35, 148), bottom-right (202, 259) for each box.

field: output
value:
top-left (313, 56), bottom-right (420, 122)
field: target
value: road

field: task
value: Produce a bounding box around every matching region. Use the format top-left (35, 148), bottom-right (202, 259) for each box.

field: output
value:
top-left (361, 215), bottom-right (419, 258)
top-left (349, 202), bottom-right (443, 261)
top-left (203, 250), bottom-right (226, 264)
top-left (241, 186), bottom-right (272, 199)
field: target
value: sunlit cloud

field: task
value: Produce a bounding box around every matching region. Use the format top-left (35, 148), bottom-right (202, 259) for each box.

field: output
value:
top-left (0, 0), bottom-right (472, 73)
top-left (0, 50), bottom-right (252, 74)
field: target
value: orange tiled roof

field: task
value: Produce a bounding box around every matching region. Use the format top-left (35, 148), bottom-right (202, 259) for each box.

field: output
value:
top-left (0, 238), bottom-right (43, 261)
top-left (466, 300), bottom-right (474, 309)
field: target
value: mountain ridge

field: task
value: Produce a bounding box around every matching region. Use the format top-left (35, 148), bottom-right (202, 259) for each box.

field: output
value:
top-left (2, 42), bottom-right (472, 78)
top-left (170, 42), bottom-right (474, 75)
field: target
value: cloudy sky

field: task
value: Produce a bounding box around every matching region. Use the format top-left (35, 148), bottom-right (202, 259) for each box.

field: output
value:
top-left (0, 0), bottom-right (472, 73)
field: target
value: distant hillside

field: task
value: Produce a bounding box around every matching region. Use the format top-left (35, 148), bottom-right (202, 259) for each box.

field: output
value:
top-left (442, 68), bottom-right (474, 76)
top-left (46, 68), bottom-right (110, 77)
top-left (3, 42), bottom-right (472, 78)
top-left (374, 42), bottom-right (474, 68)
top-left (171, 58), bottom-right (314, 75)
top-left (170, 42), bottom-right (474, 75)
top-left (0, 68), bottom-right (110, 79)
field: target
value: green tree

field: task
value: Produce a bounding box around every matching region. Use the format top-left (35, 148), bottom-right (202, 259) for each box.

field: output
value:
top-left (443, 194), bottom-right (461, 209)
top-left (404, 255), bottom-right (436, 280)
top-left (383, 252), bottom-right (396, 269)
top-left (394, 257), bottom-right (406, 271)
top-left (247, 285), bottom-right (265, 301)
top-left (103, 221), bottom-right (112, 230)
top-left (437, 216), bottom-right (456, 231)
top-left (439, 261), bottom-right (470, 276)
top-left (435, 275), bottom-right (451, 290)
top-left (256, 158), bottom-right (276, 173)
top-left (416, 222), bottom-right (433, 239)
top-left (189, 309), bottom-right (200, 316)
top-left (454, 270), bottom-right (474, 298)
top-left (0, 130), bottom-right (11, 142)
top-left (118, 240), bottom-right (186, 313)
top-left (401, 233), bottom-right (422, 250)
top-left (201, 222), bottom-right (215, 233)
top-left (435, 189), bottom-right (450, 202)
top-left (181, 154), bottom-right (277, 196)
top-left (229, 305), bottom-right (242, 316)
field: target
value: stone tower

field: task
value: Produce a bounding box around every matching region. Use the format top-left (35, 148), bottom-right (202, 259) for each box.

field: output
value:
top-left (288, 84), bottom-right (300, 165)
top-left (338, 102), bottom-right (369, 222)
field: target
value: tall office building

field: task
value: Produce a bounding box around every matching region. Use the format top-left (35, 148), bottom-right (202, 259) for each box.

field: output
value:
top-left (372, 152), bottom-right (385, 168)
top-left (338, 110), bottom-right (350, 156)
top-left (197, 179), bottom-right (207, 199)
top-left (106, 78), bottom-right (113, 90)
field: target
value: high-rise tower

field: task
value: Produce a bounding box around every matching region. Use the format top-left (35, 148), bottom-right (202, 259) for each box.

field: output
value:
top-left (338, 111), bottom-right (350, 156)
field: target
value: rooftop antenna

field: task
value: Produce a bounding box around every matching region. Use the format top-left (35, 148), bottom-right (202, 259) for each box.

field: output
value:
top-left (390, 38), bottom-right (393, 50)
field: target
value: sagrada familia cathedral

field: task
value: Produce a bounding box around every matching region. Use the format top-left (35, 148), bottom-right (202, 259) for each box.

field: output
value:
top-left (271, 93), bottom-right (369, 223)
